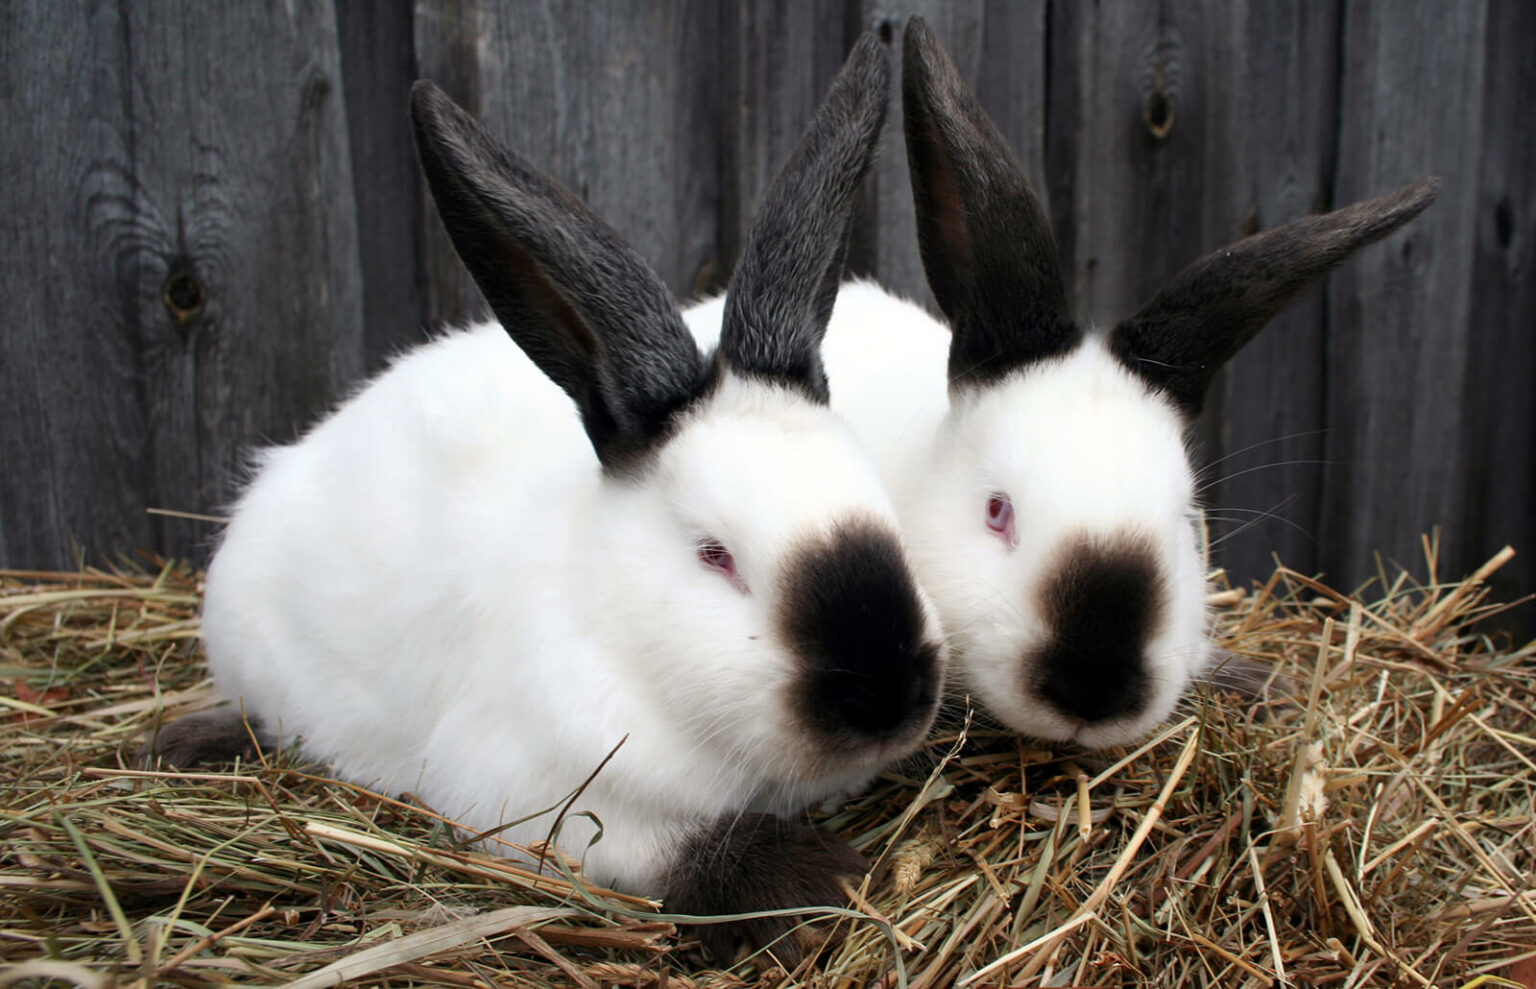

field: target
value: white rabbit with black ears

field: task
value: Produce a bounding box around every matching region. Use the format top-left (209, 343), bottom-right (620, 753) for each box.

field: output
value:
top-left (147, 33), bottom-right (944, 963)
top-left (688, 17), bottom-right (1437, 752)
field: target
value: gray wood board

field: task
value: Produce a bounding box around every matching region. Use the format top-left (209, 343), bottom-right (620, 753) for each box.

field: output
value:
top-left (723, 0), bottom-right (858, 294)
top-left (337, 0), bottom-right (430, 368)
top-left (859, 2), bottom-right (1049, 310)
top-left (1461, 0), bottom-right (1535, 616)
top-left (412, 0), bottom-right (727, 324)
top-left (1322, 0), bottom-right (1488, 589)
top-left (1197, 0), bottom-right (1341, 587)
top-left (1, 0), bottom-right (364, 567)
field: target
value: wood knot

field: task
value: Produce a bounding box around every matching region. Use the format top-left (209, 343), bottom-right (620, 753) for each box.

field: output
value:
top-left (1494, 196), bottom-right (1514, 248)
top-left (162, 264), bottom-right (205, 333)
top-left (1143, 87), bottom-right (1174, 141)
top-left (1137, 30), bottom-right (1182, 145)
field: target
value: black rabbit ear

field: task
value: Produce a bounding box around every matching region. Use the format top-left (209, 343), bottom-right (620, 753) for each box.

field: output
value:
top-left (409, 80), bottom-right (708, 472)
top-left (901, 16), bottom-right (1078, 390)
top-left (717, 32), bottom-right (891, 403)
top-left (1111, 178), bottom-right (1441, 418)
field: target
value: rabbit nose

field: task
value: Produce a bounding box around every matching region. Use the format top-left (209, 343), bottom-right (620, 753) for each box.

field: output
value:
top-left (1030, 531), bottom-right (1164, 725)
top-left (777, 520), bottom-right (940, 742)
top-left (1037, 661), bottom-right (1145, 723)
top-left (827, 665), bottom-right (928, 734)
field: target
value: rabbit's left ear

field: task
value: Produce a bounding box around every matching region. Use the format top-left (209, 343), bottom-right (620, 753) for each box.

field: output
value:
top-left (409, 80), bottom-right (709, 471)
top-left (717, 32), bottom-right (889, 404)
top-left (901, 16), bottom-right (1079, 390)
top-left (1111, 178), bottom-right (1440, 417)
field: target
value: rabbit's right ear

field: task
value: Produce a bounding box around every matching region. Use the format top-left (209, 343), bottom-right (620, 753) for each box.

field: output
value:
top-left (901, 17), bottom-right (1079, 389)
top-left (410, 81), bottom-right (708, 472)
top-left (1110, 178), bottom-right (1440, 417)
top-left (717, 33), bottom-right (890, 403)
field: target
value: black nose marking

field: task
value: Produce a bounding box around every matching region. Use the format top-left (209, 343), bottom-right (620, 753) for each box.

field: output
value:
top-left (826, 660), bottom-right (928, 734)
top-left (778, 519), bottom-right (940, 740)
top-left (1030, 533), bottom-right (1164, 724)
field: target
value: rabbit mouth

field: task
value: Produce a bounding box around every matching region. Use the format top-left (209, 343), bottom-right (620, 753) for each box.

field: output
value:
top-left (779, 701), bottom-right (942, 783)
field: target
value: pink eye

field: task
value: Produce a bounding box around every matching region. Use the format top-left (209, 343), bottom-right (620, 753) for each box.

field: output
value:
top-left (986, 492), bottom-right (1016, 547)
top-left (698, 539), bottom-right (747, 591)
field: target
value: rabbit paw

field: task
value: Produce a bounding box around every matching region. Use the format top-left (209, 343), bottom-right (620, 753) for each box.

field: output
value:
top-left (664, 813), bottom-right (868, 968)
top-left (137, 708), bottom-right (270, 768)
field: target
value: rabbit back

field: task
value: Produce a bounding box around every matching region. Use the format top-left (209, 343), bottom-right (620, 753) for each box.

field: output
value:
top-left (202, 323), bottom-right (594, 782)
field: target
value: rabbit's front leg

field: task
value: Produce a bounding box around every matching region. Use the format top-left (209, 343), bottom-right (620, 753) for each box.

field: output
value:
top-left (663, 812), bottom-right (867, 967)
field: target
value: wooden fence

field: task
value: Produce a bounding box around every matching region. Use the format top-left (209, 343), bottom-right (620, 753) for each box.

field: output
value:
top-left (3, 1), bottom-right (1531, 612)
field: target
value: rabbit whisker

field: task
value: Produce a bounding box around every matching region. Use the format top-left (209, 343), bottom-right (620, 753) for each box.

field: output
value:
top-left (1196, 428), bottom-right (1329, 474)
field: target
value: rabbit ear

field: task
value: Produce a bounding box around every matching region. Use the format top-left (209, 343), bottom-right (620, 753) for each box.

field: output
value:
top-left (409, 81), bottom-right (708, 471)
top-left (1110, 178), bottom-right (1440, 417)
top-left (717, 33), bottom-right (890, 403)
top-left (901, 16), bottom-right (1078, 390)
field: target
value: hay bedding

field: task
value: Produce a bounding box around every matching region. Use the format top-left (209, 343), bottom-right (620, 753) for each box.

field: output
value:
top-left (1, 541), bottom-right (1532, 988)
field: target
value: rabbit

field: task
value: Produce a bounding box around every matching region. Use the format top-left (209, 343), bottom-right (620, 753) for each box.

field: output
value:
top-left (688, 16), bottom-right (1438, 751)
top-left (144, 34), bottom-right (945, 963)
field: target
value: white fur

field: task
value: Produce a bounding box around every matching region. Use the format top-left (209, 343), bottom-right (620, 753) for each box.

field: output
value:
top-left (201, 320), bottom-right (938, 894)
top-left (686, 281), bottom-right (1212, 748)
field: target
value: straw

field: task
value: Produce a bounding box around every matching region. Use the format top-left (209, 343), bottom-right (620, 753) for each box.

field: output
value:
top-left (2, 543), bottom-right (1531, 987)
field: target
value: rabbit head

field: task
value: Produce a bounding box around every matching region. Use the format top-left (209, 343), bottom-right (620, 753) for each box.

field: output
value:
top-left (894, 17), bottom-right (1438, 748)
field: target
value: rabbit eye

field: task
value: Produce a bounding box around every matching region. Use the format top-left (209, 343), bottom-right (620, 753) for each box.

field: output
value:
top-left (698, 539), bottom-right (748, 592)
top-left (986, 493), bottom-right (1017, 548)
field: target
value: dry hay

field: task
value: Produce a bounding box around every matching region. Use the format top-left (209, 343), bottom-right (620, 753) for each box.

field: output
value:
top-left (2, 537), bottom-right (1533, 988)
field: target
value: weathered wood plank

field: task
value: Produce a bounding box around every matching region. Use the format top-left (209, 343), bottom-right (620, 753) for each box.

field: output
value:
top-left (1047, 1), bottom-right (1228, 326)
top-left (1, 1), bottom-right (149, 567)
top-left (720, 0), bottom-right (854, 294)
top-left (412, 0), bottom-right (726, 324)
top-left (1321, 0), bottom-right (1488, 588)
top-left (336, 0), bottom-right (430, 368)
top-left (1459, 0), bottom-right (1534, 610)
top-left (0, 0), bottom-right (364, 568)
top-left (1199, 0), bottom-right (1341, 586)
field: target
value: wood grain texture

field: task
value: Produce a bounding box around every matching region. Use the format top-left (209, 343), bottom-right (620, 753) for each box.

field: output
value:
top-left (1322, 0), bottom-right (1487, 587)
top-left (1459, 0), bottom-right (1534, 612)
top-left (413, 0), bottom-right (726, 324)
top-left (1, 0), bottom-right (364, 568)
top-left (1047, 0), bottom-right (1224, 327)
top-left (720, 0), bottom-right (856, 295)
top-left (336, 0), bottom-right (430, 368)
top-left (1, 1), bottom-right (149, 567)
top-left (1195, 0), bottom-right (1340, 586)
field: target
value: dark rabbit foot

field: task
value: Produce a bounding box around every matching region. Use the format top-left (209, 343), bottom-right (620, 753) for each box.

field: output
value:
top-left (663, 812), bottom-right (868, 968)
top-left (137, 708), bottom-right (272, 768)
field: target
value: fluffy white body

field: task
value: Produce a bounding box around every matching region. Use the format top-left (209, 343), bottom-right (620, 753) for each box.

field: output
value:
top-left (202, 322), bottom-right (908, 892)
top-left (686, 282), bottom-right (1211, 747)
